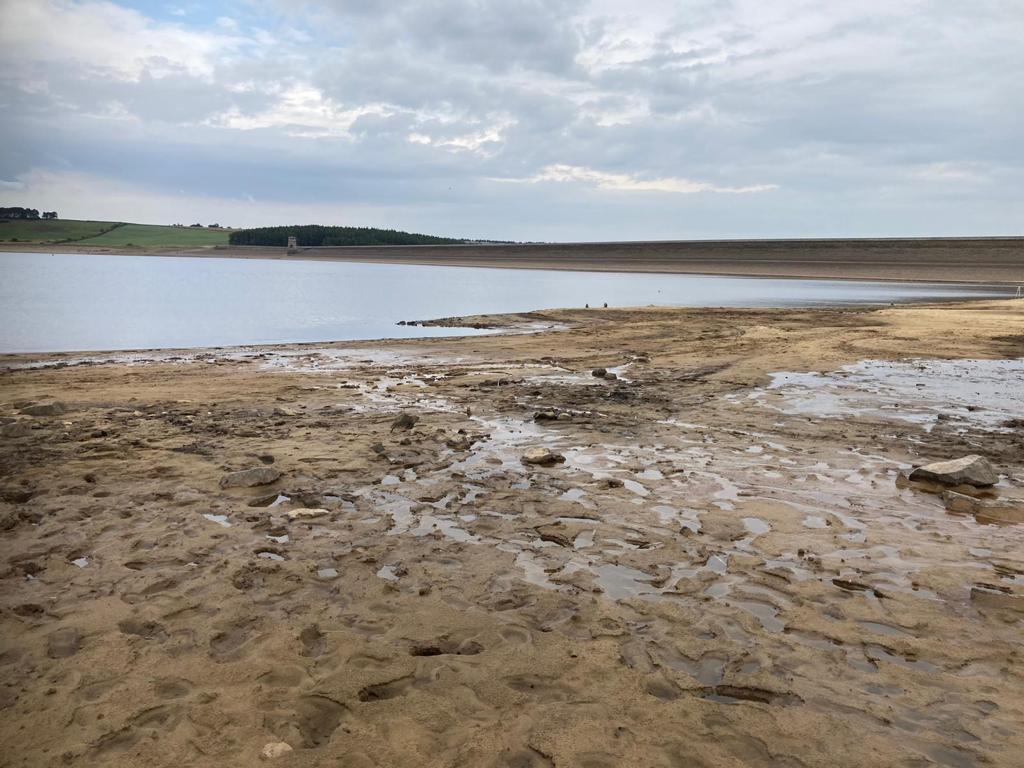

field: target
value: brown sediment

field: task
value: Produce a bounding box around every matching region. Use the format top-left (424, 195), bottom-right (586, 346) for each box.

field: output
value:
top-left (1, 299), bottom-right (1023, 767)
top-left (3, 236), bottom-right (1024, 284)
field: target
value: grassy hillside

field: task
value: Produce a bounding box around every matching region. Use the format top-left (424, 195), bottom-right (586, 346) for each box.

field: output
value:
top-left (0, 219), bottom-right (117, 243)
top-left (78, 223), bottom-right (229, 247)
top-left (0, 219), bottom-right (231, 247)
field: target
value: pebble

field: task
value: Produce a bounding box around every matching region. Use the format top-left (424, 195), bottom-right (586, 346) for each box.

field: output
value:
top-left (260, 742), bottom-right (293, 760)
top-left (287, 508), bottom-right (329, 520)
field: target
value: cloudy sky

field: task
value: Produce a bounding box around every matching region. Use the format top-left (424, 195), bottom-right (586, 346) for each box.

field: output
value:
top-left (0, 0), bottom-right (1021, 240)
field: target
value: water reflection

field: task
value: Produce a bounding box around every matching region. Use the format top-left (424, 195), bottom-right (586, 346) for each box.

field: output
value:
top-left (0, 251), bottom-right (1011, 353)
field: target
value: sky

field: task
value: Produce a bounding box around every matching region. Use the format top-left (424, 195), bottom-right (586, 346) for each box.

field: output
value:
top-left (0, 0), bottom-right (1021, 241)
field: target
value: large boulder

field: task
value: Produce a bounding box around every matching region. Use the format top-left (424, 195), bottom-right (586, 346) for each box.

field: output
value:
top-left (908, 455), bottom-right (998, 487)
top-left (219, 467), bottom-right (282, 489)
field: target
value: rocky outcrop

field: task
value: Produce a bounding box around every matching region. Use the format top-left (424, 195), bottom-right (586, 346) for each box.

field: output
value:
top-left (943, 491), bottom-right (1024, 523)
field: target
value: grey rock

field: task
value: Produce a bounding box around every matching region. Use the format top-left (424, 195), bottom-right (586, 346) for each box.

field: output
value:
top-left (20, 401), bottom-right (65, 417)
top-left (219, 467), bottom-right (282, 489)
top-left (1, 421), bottom-right (32, 438)
top-left (521, 447), bottom-right (565, 466)
top-left (944, 491), bottom-right (1024, 523)
top-left (908, 455), bottom-right (998, 487)
top-left (391, 412), bottom-right (419, 431)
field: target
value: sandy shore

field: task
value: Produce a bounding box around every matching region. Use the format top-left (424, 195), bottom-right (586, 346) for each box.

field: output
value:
top-left (2, 299), bottom-right (1023, 767)
top-left (4, 237), bottom-right (1024, 284)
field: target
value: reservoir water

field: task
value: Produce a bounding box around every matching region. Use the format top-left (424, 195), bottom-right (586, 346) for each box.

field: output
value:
top-left (0, 251), bottom-right (1013, 353)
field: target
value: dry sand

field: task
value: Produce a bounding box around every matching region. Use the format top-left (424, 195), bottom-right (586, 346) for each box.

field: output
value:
top-left (5, 237), bottom-right (1024, 284)
top-left (1, 299), bottom-right (1023, 767)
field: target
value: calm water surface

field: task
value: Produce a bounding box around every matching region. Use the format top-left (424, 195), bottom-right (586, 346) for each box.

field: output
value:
top-left (0, 251), bottom-right (1012, 353)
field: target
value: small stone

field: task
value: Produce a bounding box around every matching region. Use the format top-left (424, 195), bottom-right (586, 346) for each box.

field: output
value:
top-left (287, 508), bottom-right (328, 520)
top-left (248, 492), bottom-right (282, 507)
top-left (591, 368), bottom-right (607, 378)
top-left (446, 435), bottom-right (473, 451)
top-left (260, 742), bottom-right (293, 760)
top-left (521, 447), bottom-right (565, 466)
top-left (219, 467), bottom-right (282, 489)
top-left (534, 522), bottom-right (584, 547)
top-left (908, 455), bottom-right (998, 487)
top-left (604, 372), bottom-right (618, 380)
top-left (391, 413), bottom-right (419, 431)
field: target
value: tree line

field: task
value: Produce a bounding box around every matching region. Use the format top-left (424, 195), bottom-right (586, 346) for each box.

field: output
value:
top-left (228, 225), bottom-right (464, 247)
top-left (1, 207), bottom-right (58, 219)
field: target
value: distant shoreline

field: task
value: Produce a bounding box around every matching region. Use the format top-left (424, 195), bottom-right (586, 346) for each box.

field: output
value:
top-left (2, 236), bottom-right (1023, 285)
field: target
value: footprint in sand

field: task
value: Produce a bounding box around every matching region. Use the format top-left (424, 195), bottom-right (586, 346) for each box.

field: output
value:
top-left (299, 625), bottom-right (326, 658)
top-left (264, 695), bottom-right (347, 749)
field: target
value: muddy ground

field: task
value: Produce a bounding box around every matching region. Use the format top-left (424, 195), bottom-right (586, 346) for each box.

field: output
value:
top-left (1, 300), bottom-right (1023, 767)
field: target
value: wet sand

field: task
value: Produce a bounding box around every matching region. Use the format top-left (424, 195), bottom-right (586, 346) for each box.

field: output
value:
top-left (5, 237), bottom-right (1024, 284)
top-left (2, 299), bottom-right (1023, 767)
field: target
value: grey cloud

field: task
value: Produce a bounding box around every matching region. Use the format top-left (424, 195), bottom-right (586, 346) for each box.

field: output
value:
top-left (1, 0), bottom-right (1021, 240)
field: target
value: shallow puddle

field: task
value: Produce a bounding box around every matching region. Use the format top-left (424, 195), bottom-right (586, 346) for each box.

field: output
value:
top-left (202, 513), bottom-right (231, 528)
top-left (744, 358), bottom-right (1024, 430)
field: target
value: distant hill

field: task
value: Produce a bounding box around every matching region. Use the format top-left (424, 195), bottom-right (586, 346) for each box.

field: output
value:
top-left (229, 225), bottom-right (464, 247)
top-left (0, 218), bottom-right (232, 247)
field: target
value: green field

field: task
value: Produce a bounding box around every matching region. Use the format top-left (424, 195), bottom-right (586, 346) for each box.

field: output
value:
top-left (78, 223), bottom-right (230, 246)
top-left (0, 219), bottom-right (231, 247)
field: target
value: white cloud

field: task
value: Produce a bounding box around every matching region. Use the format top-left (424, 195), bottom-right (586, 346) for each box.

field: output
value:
top-left (0, 0), bottom-right (244, 81)
top-left (203, 84), bottom-right (393, 138)
top-left (407, 117), bottom-right (514, 154)
top-left (913, 163), bottom-right (988, 184)
top-left (493, 164), bottom-right (777, 194)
